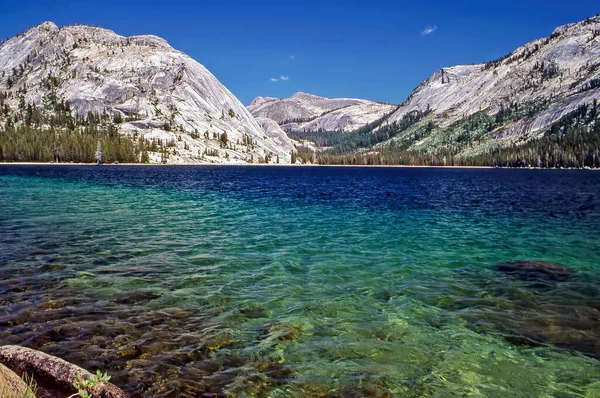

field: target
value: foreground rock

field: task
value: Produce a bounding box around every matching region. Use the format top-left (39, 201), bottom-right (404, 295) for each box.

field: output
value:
top-left (0, 345), bottom-right (127, 398)
top-left (0, 363), bottom-right (35, 397)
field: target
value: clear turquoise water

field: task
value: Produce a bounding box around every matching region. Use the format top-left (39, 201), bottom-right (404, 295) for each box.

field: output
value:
top-left (1, 165), bottom-right (599, 397)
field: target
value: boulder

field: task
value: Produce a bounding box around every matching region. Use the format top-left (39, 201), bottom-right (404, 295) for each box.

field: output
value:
top-left (0, 345), bottom-right (127, 398)
top-left (0, 363), bottom-right (35, 397)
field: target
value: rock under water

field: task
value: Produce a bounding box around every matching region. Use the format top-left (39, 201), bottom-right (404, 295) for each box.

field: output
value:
top-left (0, 260), bottom-right (294, 397)
top-left (442, 260), bottom-right (600, 360)
top-left (494, 259), bottom-right (575, 281)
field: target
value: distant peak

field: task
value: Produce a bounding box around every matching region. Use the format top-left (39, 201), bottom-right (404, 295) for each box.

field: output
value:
top-left (249, 96), bottom-right (278, 107)
top-left (129, 35), bottom-right (172, 49)
top-left (36, 21), bottom-right (59, 31)
top-left (291, 92), bottom-right (322, 100)
top-left (552, 14), bottom-right (600, 36)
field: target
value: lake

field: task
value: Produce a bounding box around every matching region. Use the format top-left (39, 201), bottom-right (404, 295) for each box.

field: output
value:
top-left (1, 165), bottom-right (599, 397)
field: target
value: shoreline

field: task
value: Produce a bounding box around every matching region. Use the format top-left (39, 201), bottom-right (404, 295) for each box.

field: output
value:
top-left (0, 162), bottom-right (598, 170)
top-left (0, 161), bottom-right (492, 169)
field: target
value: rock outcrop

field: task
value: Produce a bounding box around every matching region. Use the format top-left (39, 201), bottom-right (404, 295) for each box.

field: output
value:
top-left (380, 15), bottom-right (600, 151)
top-left (0, 345), bottom-right (127, 398)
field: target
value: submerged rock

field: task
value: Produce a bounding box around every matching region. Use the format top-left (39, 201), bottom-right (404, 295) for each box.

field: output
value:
top-left (240, 306), bottom-right (267, 319)
top-left (113, 291), bottom-right (162, 305)
top-left (341, 385), bottom-right (393, 398)
top-left (463, 303), bottom-right (600, 360)
top-left (39, 263), bottom-right (68, 273)
top-left (0, 345), bottom-right (127, 398)
top-left (442, 261), bottom-right (600, 360)
top-left (494, 260), bottom-right (575, 281)
top-left (264, 324), bottom-right (303, 341)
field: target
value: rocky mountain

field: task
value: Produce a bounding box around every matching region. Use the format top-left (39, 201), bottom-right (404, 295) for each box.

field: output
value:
top-left (248, 92), bottom-right (397, 133)
top-left (0, 22), bottom-right (292, 164)
top-left (251, 15), bottom-right (600, 167)
top-left (377, 14), bottom-right (600, 155)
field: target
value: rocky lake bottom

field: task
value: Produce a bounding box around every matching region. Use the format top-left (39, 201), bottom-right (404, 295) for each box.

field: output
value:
top-left (1, 165), bottom-right (599, 397)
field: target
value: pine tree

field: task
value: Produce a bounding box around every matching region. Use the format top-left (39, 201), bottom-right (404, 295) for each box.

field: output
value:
top-left (220, 132), bottom-right (228, 148)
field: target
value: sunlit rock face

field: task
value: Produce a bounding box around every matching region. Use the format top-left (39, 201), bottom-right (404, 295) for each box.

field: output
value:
top-left (0, 22), bottom-right (293, 163)
top-left (248, 92), bottom-right (397, 133)
top-left (254, 117), bottom-right (296, 153)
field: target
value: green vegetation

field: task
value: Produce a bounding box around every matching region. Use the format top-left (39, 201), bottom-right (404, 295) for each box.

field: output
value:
top-left (294, 145), bottom-right (316, 164)
top-left (291, 100), bottom-right (549, 164)
top-left (70, 370), bottom-right (111, 398)
top-left (314, 100), bottom-right (600, 168)
top-left (288, 106), bottom-right (402, 151)
top-left (578, 77), bottom-right (600, 93)
top-left (481, 101), bottom-right (600, 168)
top-left (220, 131), bottom-right (228, 148)
top-left (0, 124), bottom-right (140, 163)
top-left (0, 87), bottom-right (148, 163)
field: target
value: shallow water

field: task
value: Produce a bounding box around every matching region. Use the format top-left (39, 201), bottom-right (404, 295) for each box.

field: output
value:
top-left (1, 165), bottom-right (600, 397)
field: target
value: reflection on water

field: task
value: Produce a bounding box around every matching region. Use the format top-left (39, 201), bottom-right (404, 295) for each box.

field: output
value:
top-left (1, 165), bottom-right (600, 397)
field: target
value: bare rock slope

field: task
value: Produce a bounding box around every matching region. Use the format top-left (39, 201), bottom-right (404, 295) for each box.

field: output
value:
top-left (248, 92), bottom-right (397, 133)
top-left (0, 22), bottom-right (292, 163)
top-left (383, 15), bottom-right (600, 151)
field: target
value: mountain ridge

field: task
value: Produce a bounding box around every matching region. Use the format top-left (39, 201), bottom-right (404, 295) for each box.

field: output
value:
top-left (247, 91), bottom-right (397, 134)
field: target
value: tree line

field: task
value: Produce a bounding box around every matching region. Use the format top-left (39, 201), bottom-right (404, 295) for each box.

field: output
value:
top-left (0, 124), bottom-right (142, 163)
top-left (0, 87), bottom-right (146, 163)
top-left (314, 101), bottom-right (600, 168)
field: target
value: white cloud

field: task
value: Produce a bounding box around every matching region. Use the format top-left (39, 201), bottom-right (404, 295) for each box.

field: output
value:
top-left (289, 55), bottom-right (296, 60)
top-left (422, 25), bottom-right (437, 36)
top-left (270, 75), bottom-right (289, 82)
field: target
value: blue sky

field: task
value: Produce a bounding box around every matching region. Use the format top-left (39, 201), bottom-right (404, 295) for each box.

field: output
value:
top-left (1, 0), bottom-right (599, 105)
